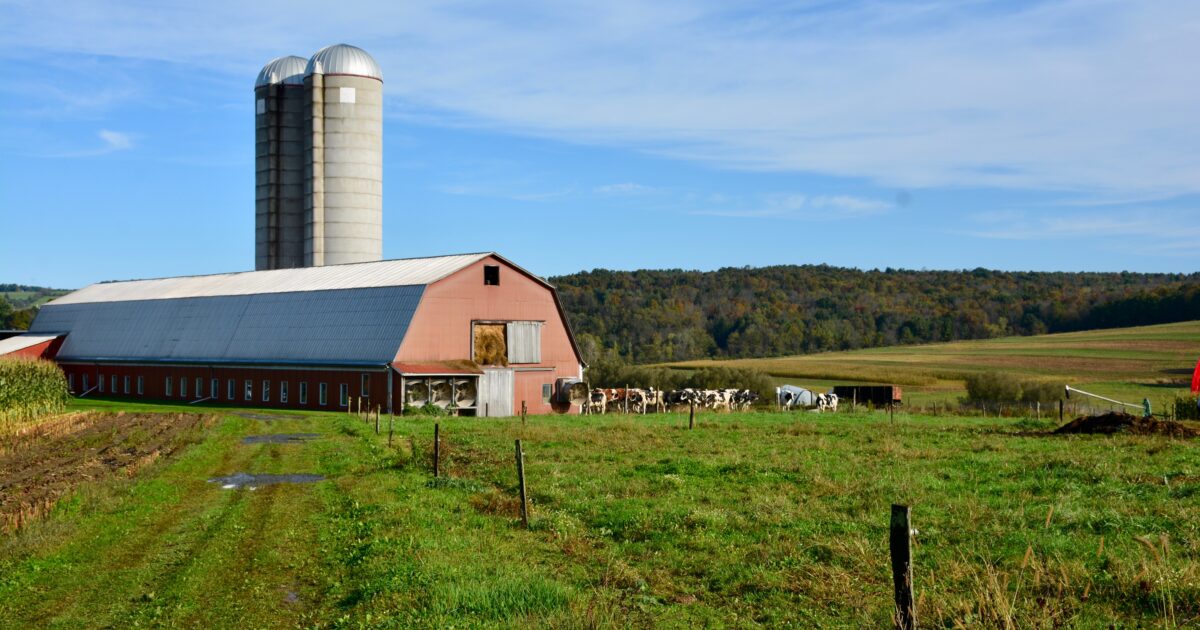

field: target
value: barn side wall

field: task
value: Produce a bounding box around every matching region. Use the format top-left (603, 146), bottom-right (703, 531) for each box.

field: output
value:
top-left (58, 363), bottom-right (397, 412)
top-left (397, 256), bottom-right (583, 415)
top-left (1, 337), bottom-right (64, 361)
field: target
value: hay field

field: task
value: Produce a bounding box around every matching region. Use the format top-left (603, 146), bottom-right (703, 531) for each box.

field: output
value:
top-left (665, 320), bottom-right (1200, 404)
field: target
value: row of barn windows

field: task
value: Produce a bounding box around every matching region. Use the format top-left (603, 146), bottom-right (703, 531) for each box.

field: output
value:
top-left (71, 372), bottom-right (376, 407)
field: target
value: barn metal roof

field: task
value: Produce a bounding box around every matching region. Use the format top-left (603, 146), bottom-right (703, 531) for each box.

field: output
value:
top-left (0, 333), bottom-right (62, 356)
top-left (31, 286), bottom-right (424, 366)
top-left (48, 253), bottom-right (490, 306)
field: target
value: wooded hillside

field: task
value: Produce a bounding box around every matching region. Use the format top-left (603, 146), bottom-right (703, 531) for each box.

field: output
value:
top-left (550, 266), bottom-right (1200, 363)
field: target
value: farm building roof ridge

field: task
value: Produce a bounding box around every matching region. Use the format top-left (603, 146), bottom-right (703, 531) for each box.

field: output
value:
top-left (49, 252), bottom-right (496, 305)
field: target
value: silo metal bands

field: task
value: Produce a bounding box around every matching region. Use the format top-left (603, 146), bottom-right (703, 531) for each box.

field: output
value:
top-left (254, 56), bottom-right (308, 270)
top-left (304, 44), bottom-right (384, 267)
top-left (256, 45), bottom-right (383, 270)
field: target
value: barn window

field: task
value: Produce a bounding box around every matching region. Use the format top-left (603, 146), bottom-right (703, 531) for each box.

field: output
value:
top-left (484, 265), bottom-right (500, 286)
top-left (212, 379), bottom-right (219, 399)
top-left (124, 376), bottom-right (130, 394)
top-left (244, 380), bottom-right (253, 401)
top-left (542, 383), bottom-right (552, 403)
top-left (227, 379), bottom-right (235, 400)
top-left (137, 376), bottom-right (144, 395)
top-left (280, 381), bottom-right (289, 404)
top-left (507, 321), bottom-right (543, 364)
top-left (68, 374), bottom-right (75, 392)
top-left (299, 382), bottom-right (308, 405)
top-left (99, 374), bottom-right (105, 393)
top-left (180, 377), bottom-right (187, 398)
top-left (112, 375), bottom-right (118, 394)
top-left (196, 377), bottom-right (203, 398)
top-left (165, 377), bottom-right (172, 397)
top-left (339, 384), bottom-right (349, 407)
top-left (83, 374), bottom-right (90, 391)
top-left (361, 374), bottom-right (370, 397)
top-left (262, 380), bottom-right (270, 402)
top-left (319, 383), bottom-right (328, 406)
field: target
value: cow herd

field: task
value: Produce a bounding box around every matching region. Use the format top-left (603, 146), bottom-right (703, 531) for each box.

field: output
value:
top-left (582, 387), bottom-right (760, 414)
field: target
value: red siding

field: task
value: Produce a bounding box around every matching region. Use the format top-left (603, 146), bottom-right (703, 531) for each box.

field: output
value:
top-left (2, 336), bottom-right (64, 361)
top-left (397, 255), bottom-right (583, 414)
top-left (58, 363), bottom-right (399, 413)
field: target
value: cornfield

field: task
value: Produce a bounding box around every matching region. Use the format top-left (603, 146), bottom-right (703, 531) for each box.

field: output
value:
top-left (0, 358), bottom-right (71, 431)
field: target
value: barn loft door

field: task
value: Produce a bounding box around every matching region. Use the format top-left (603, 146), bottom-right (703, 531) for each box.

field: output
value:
top-left (473, 323), bottom-right (508, 366)
top-left (478, 368), bottom-right (514, 417)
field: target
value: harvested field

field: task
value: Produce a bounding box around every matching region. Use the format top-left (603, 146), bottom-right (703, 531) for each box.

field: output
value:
top-left (1055, 412), bottom-right (1200, 437)
top-left (0, 412), bottom-right (214, 532)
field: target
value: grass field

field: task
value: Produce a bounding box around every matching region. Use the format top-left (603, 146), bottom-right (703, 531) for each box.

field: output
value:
top-left (665, 320), bottom-right (1200, 405)
top-left (1, 399), bottom-right (1197, 627)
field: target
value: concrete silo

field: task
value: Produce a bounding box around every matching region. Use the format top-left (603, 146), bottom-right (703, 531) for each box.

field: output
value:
top-left (303, 44), bottom-right (383, 266)
top-left (254, 56), bottom-right (308, 270)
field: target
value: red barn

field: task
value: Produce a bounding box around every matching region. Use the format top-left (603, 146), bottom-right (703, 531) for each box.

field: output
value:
top-left (27, 253), bottom-right (585, 416)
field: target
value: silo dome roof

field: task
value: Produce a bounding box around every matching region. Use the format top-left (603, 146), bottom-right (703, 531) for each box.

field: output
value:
top-left (255, 56), bottom-right (308, 87)
top-left (306, 44), bottom-right (382, 81)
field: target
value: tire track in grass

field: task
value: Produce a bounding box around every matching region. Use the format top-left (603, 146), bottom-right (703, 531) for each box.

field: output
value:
top-left (40, 416), bottom-right (264, 627)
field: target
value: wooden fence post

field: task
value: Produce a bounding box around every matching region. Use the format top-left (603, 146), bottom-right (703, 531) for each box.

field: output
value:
top-left (890, 504), bottom-right (916, 630)
top-left (689, 402), bottom-right (695, 430)
top-left (1059, 399), bottom-right (1064, 422)
top-left (433, 423), bottom-right (441, 478)
top-left (388, 412), bottom-right (393, 447)
top-left (890, 403), bottom-right (895, 424)
top-left (375, 405), bottom-right (380, 434)
top-left (515, 439), bottom-right (529, 528)
top-left (521, 400), bottom-right (527, 427)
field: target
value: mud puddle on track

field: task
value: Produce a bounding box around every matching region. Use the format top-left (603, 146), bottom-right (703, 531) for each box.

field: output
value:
top-left (207, 473), bottom-right (325, 489)
top-left (229, 412), bottom-right (304, 422)
top-left (241, 434), bottom-right (321, 444)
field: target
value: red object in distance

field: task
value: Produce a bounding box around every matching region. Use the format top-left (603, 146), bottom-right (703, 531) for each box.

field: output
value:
top-left (1192, 358), bottom-right (1200, 393)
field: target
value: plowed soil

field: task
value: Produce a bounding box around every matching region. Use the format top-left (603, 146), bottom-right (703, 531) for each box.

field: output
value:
top-left (0, 412), bottom-right (214, 532)
top-left (1054, 412), bottom-right (1200, 437)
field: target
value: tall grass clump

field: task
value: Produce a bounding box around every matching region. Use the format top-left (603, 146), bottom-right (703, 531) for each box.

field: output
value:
top-left (0, 358), bottom-right (71, 430)
top-left (964, 371), bottom-right (1060, 404)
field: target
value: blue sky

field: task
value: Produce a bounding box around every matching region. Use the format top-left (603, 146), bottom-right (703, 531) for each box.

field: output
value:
top-left (1, 0), bottom-right (1197, 289)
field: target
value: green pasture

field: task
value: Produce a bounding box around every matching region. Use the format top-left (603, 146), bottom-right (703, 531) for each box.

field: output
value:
top-left (2, 399), bottom-right (1197, 627)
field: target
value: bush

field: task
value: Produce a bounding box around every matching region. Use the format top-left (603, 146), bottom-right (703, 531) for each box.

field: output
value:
top-left (0, 358), bottom-right (71, 430)
top-left (964, 371), bottom-right (1060, 404)
top-left (1174, 395), bottom-right (1199, 420)
top-left (402, 402), bottom-right (449, 417)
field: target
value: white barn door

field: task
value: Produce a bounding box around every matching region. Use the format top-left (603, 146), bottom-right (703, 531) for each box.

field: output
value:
top-left (478, 368), bottom-right (514, 417)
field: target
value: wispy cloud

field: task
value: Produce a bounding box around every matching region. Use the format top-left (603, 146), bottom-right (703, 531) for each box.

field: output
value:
top-left (2, 1), bottom-right (1197, 196)
top-left (39, 128), bottom-right (136, 158)
top-left (439, 183), bottom-right (571, 202)
top-left (594, 182), bottom-right (654, 195)
top-left (965, 209), bottom-right (1200, 251)
top-left (692, 192), bottom-right (892, 220)
top-left (98, 129), bottom-right (133, 151)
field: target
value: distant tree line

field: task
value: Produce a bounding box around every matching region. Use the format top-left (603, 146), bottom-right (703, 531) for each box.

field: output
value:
top-left (552, 266), bottom-right (1200, 364)
top-left (0, 286), bottom-right (69, 330)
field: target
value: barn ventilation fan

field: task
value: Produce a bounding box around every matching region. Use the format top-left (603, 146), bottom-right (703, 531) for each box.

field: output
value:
top-left (453, 378), bottom-right (478, 408)
top-left (406, 380), bottom-right (429, 406)
top-left (430, 379), bottom-right (453, 408)
top-left (556, 378), bottom-right (588, 405)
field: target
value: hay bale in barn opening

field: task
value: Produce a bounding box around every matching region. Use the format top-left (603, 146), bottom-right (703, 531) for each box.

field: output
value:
top-left (473, 324), bottom-right (508, 366)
